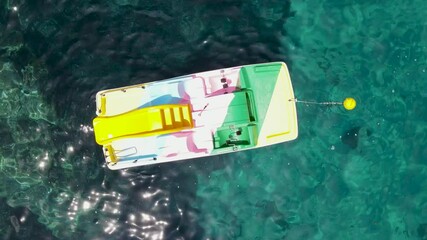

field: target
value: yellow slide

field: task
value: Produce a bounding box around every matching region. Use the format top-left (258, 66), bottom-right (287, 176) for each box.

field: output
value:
top-left (93, 104), bottom-right (193, 145)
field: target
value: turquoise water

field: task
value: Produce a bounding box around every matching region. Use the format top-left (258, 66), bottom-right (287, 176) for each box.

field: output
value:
top-left (1, 0), bottom-right (426, 239)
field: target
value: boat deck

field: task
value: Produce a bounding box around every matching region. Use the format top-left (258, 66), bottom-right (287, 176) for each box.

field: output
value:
top-left (93, 62), bottom-right (298, 169)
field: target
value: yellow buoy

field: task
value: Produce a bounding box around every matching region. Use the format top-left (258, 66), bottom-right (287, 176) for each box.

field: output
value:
top-left (343, 97), bottom-right (357, 110)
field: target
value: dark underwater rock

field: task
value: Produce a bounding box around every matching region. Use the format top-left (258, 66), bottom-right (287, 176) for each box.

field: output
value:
top-left (0, 198), bottom-right (58, 240)
top-left (341, 127), bottom-right (361, 149)
top-left (418, 223), bottom-right (427, 240)
top-left (255, 200), bottom-right (289, 231)
top-left (341, 126), bottom-right (373, 149)
top-left (0, 122), bottom-right (13, 146)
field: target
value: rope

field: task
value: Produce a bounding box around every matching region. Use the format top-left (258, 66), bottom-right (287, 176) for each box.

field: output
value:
top-left (289, 98), bottom-right (342, 105)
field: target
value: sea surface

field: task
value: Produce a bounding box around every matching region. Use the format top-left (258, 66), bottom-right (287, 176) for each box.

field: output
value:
top-left (1, 0), bottom-right (426, 239)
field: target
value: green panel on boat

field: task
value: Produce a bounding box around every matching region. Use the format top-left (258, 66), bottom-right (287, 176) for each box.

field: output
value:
top-left (221, 91), bottom-right (252, 125)
top-left (213, 124), bottom-right (258, 151)
top-left (211, 90), bottom-right (259, 153)
top-left (239, 63), bottom-right (281, 134)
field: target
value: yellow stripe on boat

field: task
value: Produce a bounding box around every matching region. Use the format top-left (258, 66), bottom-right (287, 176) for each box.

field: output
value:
top-left (99, 95), bottom-right (106, 115)
top-left (105, 145), bottom-right (118, 163)
top-left (93, 104), bottom-right (193, 145)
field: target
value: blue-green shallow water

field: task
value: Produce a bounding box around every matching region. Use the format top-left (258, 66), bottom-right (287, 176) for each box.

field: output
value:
top-left (0, 0), bottom-right (426, 239)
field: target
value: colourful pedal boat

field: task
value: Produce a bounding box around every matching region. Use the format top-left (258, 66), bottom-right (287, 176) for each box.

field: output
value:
top-left (93, 62), bottom-right (298, 170)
